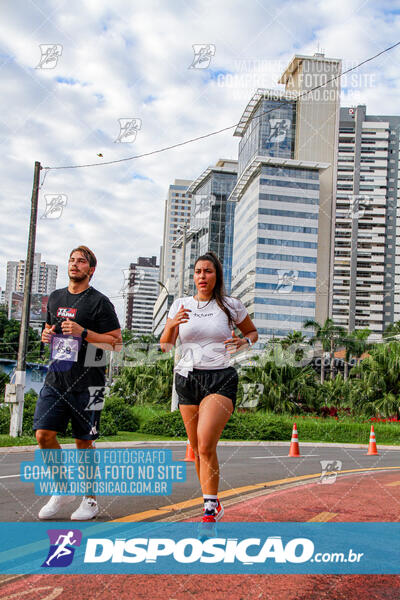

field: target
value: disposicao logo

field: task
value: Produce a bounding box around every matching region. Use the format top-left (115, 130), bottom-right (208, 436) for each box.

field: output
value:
top-left (42, 529), bottom-right (82, 568)
top-left (83, 536), bottom-right (314, 565)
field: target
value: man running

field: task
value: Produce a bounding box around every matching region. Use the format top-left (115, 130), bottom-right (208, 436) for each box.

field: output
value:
top-left (33, 245), bottom-right (122, 520)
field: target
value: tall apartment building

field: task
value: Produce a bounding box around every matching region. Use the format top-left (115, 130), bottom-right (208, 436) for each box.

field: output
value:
top-left (332, 105), bottom-right (400, 337)
top-left (178, 159), bottom-right (238, 296)
top-left (159, 179), bottom-right (193, 293)
top-left (5, 253), bottom-right (58, 304)
top-left (229, 54), bottom-right (341, 341)
top-left (154, 180), bottom-right (192, 334)
top-left (124, 256), bottom-right (159, 336)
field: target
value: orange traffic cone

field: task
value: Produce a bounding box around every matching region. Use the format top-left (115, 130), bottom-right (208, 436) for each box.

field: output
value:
top-left (183, 439), bottom-right (195, 462)
top-left (288, 423), bottom-right (301, 457)
top-left (366, 425), bottom-right (379, 455)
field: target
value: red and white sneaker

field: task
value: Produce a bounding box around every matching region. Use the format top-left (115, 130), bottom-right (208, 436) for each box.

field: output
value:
top-left (202, 499), bottom-right (224, 522)
top-left (214, 499), bottom-right (224, 521)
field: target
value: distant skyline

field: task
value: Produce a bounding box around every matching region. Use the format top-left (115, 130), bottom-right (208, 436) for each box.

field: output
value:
top-left (1, 1), bottom-right (400, 321)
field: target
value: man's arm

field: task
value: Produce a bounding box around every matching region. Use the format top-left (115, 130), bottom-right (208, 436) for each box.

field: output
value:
top-left (85, 328), bottom-right (123, 352)
top-left (61, 320), bottom-right (123, 352)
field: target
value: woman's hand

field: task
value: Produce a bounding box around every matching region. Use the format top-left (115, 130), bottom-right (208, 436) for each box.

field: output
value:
top-left (169, 305), bottom-right (191, 328)
top-left (223, 330), bottom-right (248, 354)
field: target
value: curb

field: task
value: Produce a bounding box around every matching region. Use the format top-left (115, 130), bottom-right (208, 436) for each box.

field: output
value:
top-left (1, 440), bottom-right (400, 453)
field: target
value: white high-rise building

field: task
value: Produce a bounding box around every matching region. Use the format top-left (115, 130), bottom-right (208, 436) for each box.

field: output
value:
top-left (5, 253), bottom-right (58, 304)
top-left (333, 105), bottom-right (400, 338)
top-left (154, 179), bottom-right (192, 335)
top-left (159, 179), bottom-right (192, 291)
top-left (125, 256), bottom-right (159, 336)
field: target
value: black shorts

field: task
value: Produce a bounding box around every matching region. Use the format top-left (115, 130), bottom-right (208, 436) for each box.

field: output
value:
top-left (175, 366), bottom-right (238, 409)
top-left (33, 384), bottom-right (102, 440)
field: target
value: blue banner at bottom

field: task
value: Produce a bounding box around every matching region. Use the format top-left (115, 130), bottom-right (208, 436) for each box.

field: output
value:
top-left (0, 522), bottom-right (397, 575)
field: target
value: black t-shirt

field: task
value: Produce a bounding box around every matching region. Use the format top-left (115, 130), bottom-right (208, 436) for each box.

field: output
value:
top-left (44, 286), bottom-right (120, 392)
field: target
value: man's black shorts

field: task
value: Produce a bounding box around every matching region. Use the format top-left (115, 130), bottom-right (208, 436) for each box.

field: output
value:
top-left (175, 366), bottom-right (238, 410)
top-left (33, 385), bottom-right (102, 440)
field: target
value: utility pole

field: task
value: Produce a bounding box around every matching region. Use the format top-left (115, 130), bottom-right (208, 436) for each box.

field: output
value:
top-left (6, 161), bottom-right (41, 436)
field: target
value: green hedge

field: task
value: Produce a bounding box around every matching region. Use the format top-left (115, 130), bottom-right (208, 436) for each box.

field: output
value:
top-left (140, 412), bottom-right (293, 441)
top-left (140, 411), bottom-right (400, 445)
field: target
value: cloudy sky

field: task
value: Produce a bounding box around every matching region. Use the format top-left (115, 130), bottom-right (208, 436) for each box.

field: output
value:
top-left (1, 0), bottom-right (400, 323)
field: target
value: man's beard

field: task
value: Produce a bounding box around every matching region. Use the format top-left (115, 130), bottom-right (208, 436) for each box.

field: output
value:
top-left (69, 271), bottom-right (88, 282)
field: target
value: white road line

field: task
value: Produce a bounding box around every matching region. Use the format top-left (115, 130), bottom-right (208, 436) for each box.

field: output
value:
top-left (251, 454), bottom-right (320, 459)
top-left (0, 474), bottom-right (20, 479)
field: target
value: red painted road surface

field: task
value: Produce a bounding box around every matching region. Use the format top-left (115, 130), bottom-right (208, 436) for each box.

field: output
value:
top-left (1, 470), bottom-right (399, 600)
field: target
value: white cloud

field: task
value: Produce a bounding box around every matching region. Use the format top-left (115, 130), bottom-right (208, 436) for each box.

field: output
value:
top-left (1, 0), bottom-right (400, 323)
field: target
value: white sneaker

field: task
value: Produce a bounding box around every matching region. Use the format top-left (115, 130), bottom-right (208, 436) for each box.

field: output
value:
top-left (38, 495), bottom-right (75, 519)
top-left (70, 496), bottom-right (99, 521)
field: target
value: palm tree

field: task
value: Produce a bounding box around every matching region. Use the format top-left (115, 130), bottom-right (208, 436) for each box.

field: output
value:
top-left (350, 341), bottom-right (400, 418)
top-left (280, 331), bottom-right (307, 363)
top-left (304, 318), bottom-right (346, 383)
top-left (341, 328), bottom-right (372, 380)
top-left (383, 321), bottom-right (400, 341)
top-left (240, 351), bottom-right (317, 413)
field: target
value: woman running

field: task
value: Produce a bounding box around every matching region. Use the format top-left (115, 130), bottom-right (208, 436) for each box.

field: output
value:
top-left (160, 251), bottom-right (258, 524)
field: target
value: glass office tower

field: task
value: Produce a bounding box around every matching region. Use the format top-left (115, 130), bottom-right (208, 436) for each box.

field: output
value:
top-left (179, 160), bottom-right (237, 296)
top-left (230, 53), bottom-right (341, 341)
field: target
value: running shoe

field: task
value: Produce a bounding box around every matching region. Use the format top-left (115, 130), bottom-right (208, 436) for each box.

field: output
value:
top-left (203, 499), bottom-right (224, 522)
top-left (70, 496), bottom-right (99, 521)
top-left (38, 495), bottom-right (75, 519)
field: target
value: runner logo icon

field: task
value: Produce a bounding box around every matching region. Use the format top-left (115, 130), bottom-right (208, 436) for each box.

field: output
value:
top-left (42, 529), bottom-right (82, 568)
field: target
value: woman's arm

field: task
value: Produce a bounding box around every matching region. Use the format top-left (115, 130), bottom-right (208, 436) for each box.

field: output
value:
top-left (223, 314), bottom-right (258, 354)
top-left (160, 318), bottom-right (179, 353)
top-left (160, 304), bottom-right (191, 352)
top-left (236, 315), bottom-right (258, 346)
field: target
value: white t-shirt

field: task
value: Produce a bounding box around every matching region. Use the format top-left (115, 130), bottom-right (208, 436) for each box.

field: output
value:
top-left (168, 296), bottom-right (248, 376)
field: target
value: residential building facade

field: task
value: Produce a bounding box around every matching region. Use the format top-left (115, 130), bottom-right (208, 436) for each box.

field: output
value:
top-left (332, 105), bottom-right (400, 338)
top-left (5, 253), bottom-right (58, 304)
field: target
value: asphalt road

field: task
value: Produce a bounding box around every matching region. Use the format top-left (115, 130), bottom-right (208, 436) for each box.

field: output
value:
top-left (0, 442), bottom-right (399, 522)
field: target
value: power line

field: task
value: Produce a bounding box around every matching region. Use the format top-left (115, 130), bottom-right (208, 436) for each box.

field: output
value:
top-left (44, 41), bottom-right (400, 172)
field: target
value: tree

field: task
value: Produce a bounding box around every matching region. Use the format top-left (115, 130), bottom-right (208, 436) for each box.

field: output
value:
top-left (240, 349), bottom-right (318, 413)
top-left (0, 308), bottom-right (41, 362)
top-left (280, 331), bottom-right (307, 363)
top-left (341, 328), bottom-right (372, 380)
top-left (350, 341), bottom-right (400, 418)
top-left (304, 318), bottom-right (346, 383)
top-left (383, 321), bottom-right (400, 341)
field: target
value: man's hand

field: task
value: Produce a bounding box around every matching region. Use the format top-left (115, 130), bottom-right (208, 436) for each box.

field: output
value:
top-left (61, 318), bottom-right (84, 337)
top-left (42, 324), bottom-right (56, 344)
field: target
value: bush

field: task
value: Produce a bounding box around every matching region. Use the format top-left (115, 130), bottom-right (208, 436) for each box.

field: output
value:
top-left (99, 411), bottom-right (118, 436)
top-left (103, 395), bottom-right (140, 431)
top-left (140, 411), bottom-right (294, 441)
top-left (140, 411), bottom-right (186, 437)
